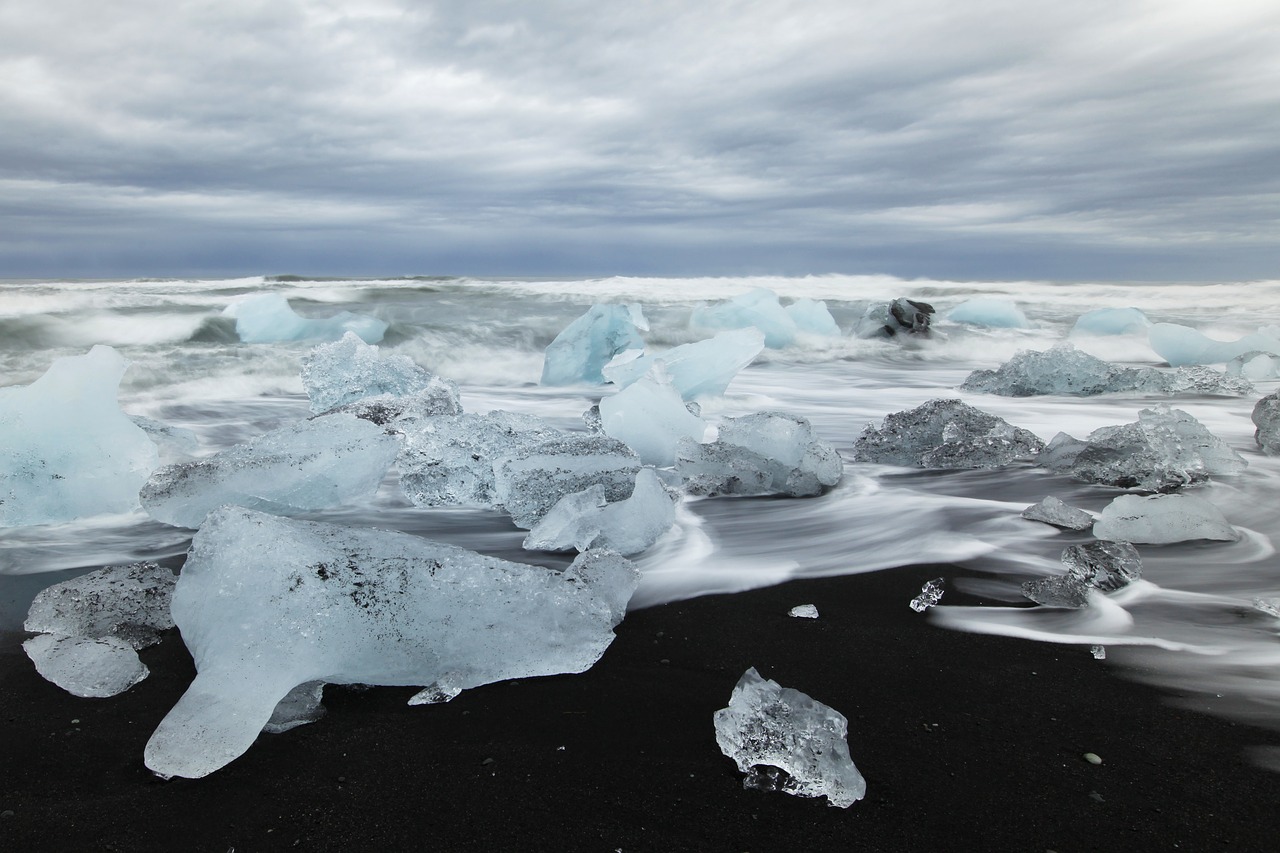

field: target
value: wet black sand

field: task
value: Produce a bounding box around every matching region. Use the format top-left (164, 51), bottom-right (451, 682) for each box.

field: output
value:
top-left (3, 565), bottom-right (1279, 852)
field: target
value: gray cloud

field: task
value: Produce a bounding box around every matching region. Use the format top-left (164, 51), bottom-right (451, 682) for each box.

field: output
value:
top-left (1, 0), bottom-right (1277, 279)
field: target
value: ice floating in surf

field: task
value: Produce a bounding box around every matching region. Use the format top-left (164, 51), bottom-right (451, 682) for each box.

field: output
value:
top-left (0, 345), bottom-right (159, 527)
top-left (946, 297), bottom-right (1032, 329)
top-left (1071, 307), bottom-right (1151, 337)
top-left (141, 413), bottom-right (399, 528)
top-left (1021, 496), bottom-right (1094, 531)
top-left (144, 507), bottom-right (638, 779)
top-left (1252, 391), bottom-right (1280, 455)
top-left (301, 332), bottom-right (461, 416)
top-left (1148, 322), bottom-right (1280, 367)
top-left (676, 411), bottom-right (841, 497)
top-left (541, 303), bottom-right (647, 386)
top-left (714, 667), bottom-right (865, 808)
top-left (602, 328), bottom-right (766, 399)
top-left (523, 468), bottom-right (678, 556)
top-left (1022, 542), bottom-right (1143, 608)
top-left (1093, 494), bottom-right (1238, 544)
top-left (1228, 352), bottom-right (1280, 381)
top-left (690, 288), bottom-right (835, 348)
top-left (225, 293), bottom-right (388, 344)
top-left (852, 399), bottom-right (1044, 469)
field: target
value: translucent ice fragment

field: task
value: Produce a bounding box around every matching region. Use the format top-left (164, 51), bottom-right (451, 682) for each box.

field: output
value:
top-left (1022, 542), bottom-right (1142, 608)
top-left (494, 434), bottom-right (642, 528)
top-left (407, 677), bottom-right (464, 706)
top-left (909, 578), bottom-right (945, 612)
top-left (946, 298), bottom-right (1032, 329)
top-left (1021, 496), bottom-right (1094, 531)
top-left (690, 289), bottom-right (798, 349)
top-left (852, 399), bottom-right (1044, 469)
top-left (602, 328), bottom-right (766, 399)
top-left (1091, 645), bottom-right (1107, 660)
top-left (1148, 322), bottom-right (1280, 367)
top-left (23, 634), bottom-right (149, 698)
top-left (141, 413), bottom-right (398, 528)
top-left (131, 415), bottom-right (201, 464)
top-left (541, 303), bottom-right (648, 385)
top-left (599, 367), bottom-right (707, 467)
top-left (1071, 307), bottom-right (1151, 337)
top-left (225, 293), bottom-right (387, 344)
top-left (785, 299), bottom-right (841, 336)
top-left (789, 604), bottom-right (819, 619)
top-left (713, 667), bottom-right (865, 808)
top-left (1093, 494), bottom-right (1238, 544)
top-left (1252, 597), bottom-right (1280, 618)
top-left (522, 468), bottom-right (677, 556)
top-left (144, 507), bottom-right (639, 778)
top-left (0, 345), bottom-right (159, 527)
top-left (1228, 352), bottom-right (1280, 381)
top-left (301, 332), bottom-right (461, 416)
top-left (263, 682), bottom-right (327, 734)
top-left (677, 412), bottom-right (841, 497)
top-left (24, 562), bottom-right (176, 649)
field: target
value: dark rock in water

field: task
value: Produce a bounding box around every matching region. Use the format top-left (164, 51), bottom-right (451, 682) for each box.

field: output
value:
top-left (852, 398), bottom-right (1044, 469)
top-left (1022, 541), bottom-right (1142, 608)
top-left (890, 298), bottom-right (935, 334)
top-left (854, 298), bottom-right (936, 339)
top-left (1252, 391), bottom-right (1280, 455)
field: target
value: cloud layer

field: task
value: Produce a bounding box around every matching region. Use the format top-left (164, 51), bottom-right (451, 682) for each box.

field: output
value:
top-left (2, 0), bottom-right (1278, 279)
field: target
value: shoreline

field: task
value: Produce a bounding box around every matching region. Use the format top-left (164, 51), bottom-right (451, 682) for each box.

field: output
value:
top-left (2, 564), bottom-right (1278, 852)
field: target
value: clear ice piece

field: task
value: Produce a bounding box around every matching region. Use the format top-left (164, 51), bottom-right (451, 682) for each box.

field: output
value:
top-left (676, 411), bottom-right (841, 497)
top-left (1071, 307), bottom-right (1151, 336)
top-left (1093, 494), bottom-right (1238, 544)
top-left (1021, 496), bottom-right (1094, 531)
top-left (224, 293), bottom-right (387, 344)
top-left (909, 578), bottom-right (946, 612)
top-left (713, 667), bottom-right (865, 808)
top-left (601, 328), bottom-right (766, 399)
top-left (690, 289), bottom-right (798, 349)
top-left (1091, 645), bottom-right (1107, 660)
top-left (522, 468), bottom-right (677, 556)
top-left (788, 604), bottom-right (819, 619)
top-left (263, 682), bottom-right (327, 734)
top-left (1228, 352), bottom-right (1280, 381)
top-left (541, 303), bottom-right (648, 386)
top-left (24, 562), bottom-right (176, 650)
top-left (301, 332), bottom-right (461, 416)
top-left (598, 366), bottom-right (707, 467)
top-left (143, 507), bottom-right (639, 778)
top-left (852, 399), bottom-right (1044, 469)
top-left (1023, 541), bottom-right (1143, 608)
top-left (23, 634), bottom-right (149, 698)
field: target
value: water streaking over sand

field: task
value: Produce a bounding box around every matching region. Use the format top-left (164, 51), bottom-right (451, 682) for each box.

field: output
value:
top-left (4, 273), bottom-right (1280, 748)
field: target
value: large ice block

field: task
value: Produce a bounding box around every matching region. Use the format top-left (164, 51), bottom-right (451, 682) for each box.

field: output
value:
top-left (713, 667), bottom-right (865, 808)
top-left (599, 368), bottom-right (708, 467)
top-left (494, 434), bottom-right (642, 528)
top-left (1148, 323), bottom-right (1280, 366)
top-left (946, 298), bottom-right (1031, 328)
top-left (540, 303), bottom-right (648, 386)
top-left (301, 332), bottom-right (461, 416)
top-left (785, 299), bottom-right (841, 336)
top-left (143, 507), bottom-right (638, 778)
top-left (225, 293), bottom-right (388, 344)
top-left (140, 414), bottom-right (399, 528)
top-left (1093, 494), bottom-right (1238, 544)
top-left (602, 328), bottom-right (766, 398)
top-left (690, 289), bottom-right (798, 349)
top-left (852, 399), bottom-right (1044, 469)
top-left (522, 468), bottom-right (677, 556)
top-left (676, 412), bottom-right (841, 496)
top-left (1, 345), bottom-right (159, 527)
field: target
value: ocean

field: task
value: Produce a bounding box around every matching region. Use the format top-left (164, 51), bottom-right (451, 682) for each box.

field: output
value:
top-left (3, 274), bottom-right (1280, 753)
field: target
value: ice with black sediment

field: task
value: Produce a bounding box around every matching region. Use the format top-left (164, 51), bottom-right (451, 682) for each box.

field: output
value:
top-left (1021, 496), bottom-right (1094, 530)
top-left (23, 634), bottom-right (150, 698)
top-left (852, 399), bottom-right (1044, 469)
top-left (522, 468), bottom-right (677, 556)
top-left (713, 667), bottom-right (865, 808)
top-left (676, 412), bottom-right (841, 497)
top-left (143, 506), bottom-right (639, 779)
top-left (1252, 391), bottom-right (1280, 455)
top-left (140, 413), bottom-right (399, 528)
top-left (1092, 494), bottom-right (1238, 544)
top-left (1037, 405), bottom-right (1246, 491)
top-left (495, 434), bottom-right (642, 528)
top-left (1021, 542), bottom-right (1143, 608)
top-left (541, 303), bottom-right (648, 386)
top-left (301, 332), bottom-right (461, 417)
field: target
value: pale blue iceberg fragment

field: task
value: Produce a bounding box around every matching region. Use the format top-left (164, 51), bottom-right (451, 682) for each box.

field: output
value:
top-left (1148, 322), bottom-right (1280, 366)
top-left (690, 289), bottom-right (798, 348)
top-left (301, 332), bottom-right (460, 416)
top-left (946, 298), bottom-right (1032, 329)
top-left (602, 328), bottom-right (766, 399)
top-left (541, 303), bottom-right (648, 386)
top-left (493, 434), bottom-right (641, 528)
top-left (599, 367), bottom-right (708, 466)
top-left (784, 299), bottom-right (841, 336)
top-left (225, 293), bottom-right (388, 343)
top-left (522, 468), bottom-right (678, 556)
top-left (1071, 307), bottom-right (1151, 336)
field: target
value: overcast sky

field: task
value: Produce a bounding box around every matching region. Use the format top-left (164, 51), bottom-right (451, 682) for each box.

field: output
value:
top-left (2, 0), bottom-right (1277, 280)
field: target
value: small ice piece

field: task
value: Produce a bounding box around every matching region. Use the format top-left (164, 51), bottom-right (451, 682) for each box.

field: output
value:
top-left (1022, 542), bottom-right (1143, 608)
top-left (690, 289), bottom-right (798, 349)
top-left (1252, 391), bottom-right (1280, 455)
top-left (540, 303), bottom-right (648, 386)
top-left (909, 578), bottom-right (945, 612)
top-left (494, 434), bottom-right (642, 528)
top-left (522, 468), bottom-right (677, 556)
top-left (713, 667), bottom-right (865, 808)
top-left (785, 299), bottom-right (841, 337)
top-left (1252, 597), bottom-right (1280, 618)
top-left (1020, 574), bottom-right (1091, 609)
top-left (852, 399), bottom-right (1044, 469)
top-left (946, 298), bottom-right (1032, 329)
top-left (1092, 494), bottom-right (1238, 544)
top-left (1148, 322), bottom-right (1280, 367)
top-left (408, 680), bottom-right (464, 706)
top-left (677, 412), bottom-right (842, 497)
top-left (263, 682), bottom-right (327, 734)
top-left (23, 634), bottom-right (149, 699)
top-left (789, 604), bottom-right (819, 619)
top-left (1091, 645), bottom-right (1107, 660)
top-left (1021, 496), bottom-right (1094, 531)
top-left (140, 413), bottom-right (399, 528)
top-left (1071, 307), bottom-right (1152, 337)
top-left (24, 562), bottom-right (176, 649)
top-left (1, 345), bottom-right (159, 527)
top-left (225, 293), bottom-right (388, 344)
top-left (131, 415), bottom-right (201, 464)
top-left (602, 328), bottom-right (766, 399)
top-left (300, 332), bottom-right (461, 416)
top-left (853, 298), bottom-right (935, 339)
top-left (1227, 352), bottom-right (1280, 381)
top-left (598, 366), bottom-right (708, 467)
top-left (1039, 405), bottom-right (1246, 491)
top-left (143, 507), bottom-right (639, 778)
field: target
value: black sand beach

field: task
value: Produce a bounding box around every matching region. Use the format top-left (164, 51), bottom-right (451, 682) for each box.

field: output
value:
top-left (3, 564), bottom-right (1279, 852)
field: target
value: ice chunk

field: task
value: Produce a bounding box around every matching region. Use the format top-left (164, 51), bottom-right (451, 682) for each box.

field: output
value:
top-left (24, 562), bottom-right (176, 649)
top-left (1021, 496), bottom-right (1094, 531)
top-left (1148, 322), bottom-right (1280, 367)
top-left (1, 345), bottom-right (159, 527)
top-left (784, 299), bottom-right (841, 336)
top-left (140, 413), bottom-right (399, 528)
top-left (1071, 307), bottom-right (1151, 336)
top-left (676, 412), bottom-right (841, 497)
top-left (599, 367), bottom-right (708, 467)
top-left (540, 303), bottom-right (648, 385)
top-left (225, 293), bottom-right (387, 344)
top-left (23, 634), bottom-right (149, 699)
top-left (1252, 597), bottom-right (1280, 618)
top-left (318, 389), bottom-right (463, 427)
top-left (909, 578), bottom-right (945, 612)
top-left (1039, 405), bottom-right (1246, 491)
top-left (1093, 494), bottom-right (1238, 544)
top-left (301, 332), bottom-right (461, 416)
top-left (522, 468), bottom-right (677, 556)
top-left (789, 604), bottom-right (819, 619)
top-left (144, 507), bottom-right (638, 778)
top-left (853, 298), bottom-right (934, 339)
top-left (713, 667), bottom-right (865, 808)
top-left (1252, 391), bottom-right (1280, 455)
top-left (1022, 542), bottom-right (1143, 608)
top-left (1091, 645), bottom-right (1107, 660)
top-left (946, 298), bottom-right (1032, 328)
top-left (131, 415), bottom-right (201, 464)
top-left (690, 289), bottom-right (798, 349)
top-left (602, 328), bottom-right (766, 399)
top-left (494, 434), bottom-right (642, 528)
top-left (263, 682), bottom-right (327, 734)
top-left (408, 680), bottom-right (463, 706)
top-left (1228, 352), bottom-right (1280, 381)
top-left (398, 411), bottom-right (561, 509)
top-left (852, 399), bottom-right (1044, 469)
